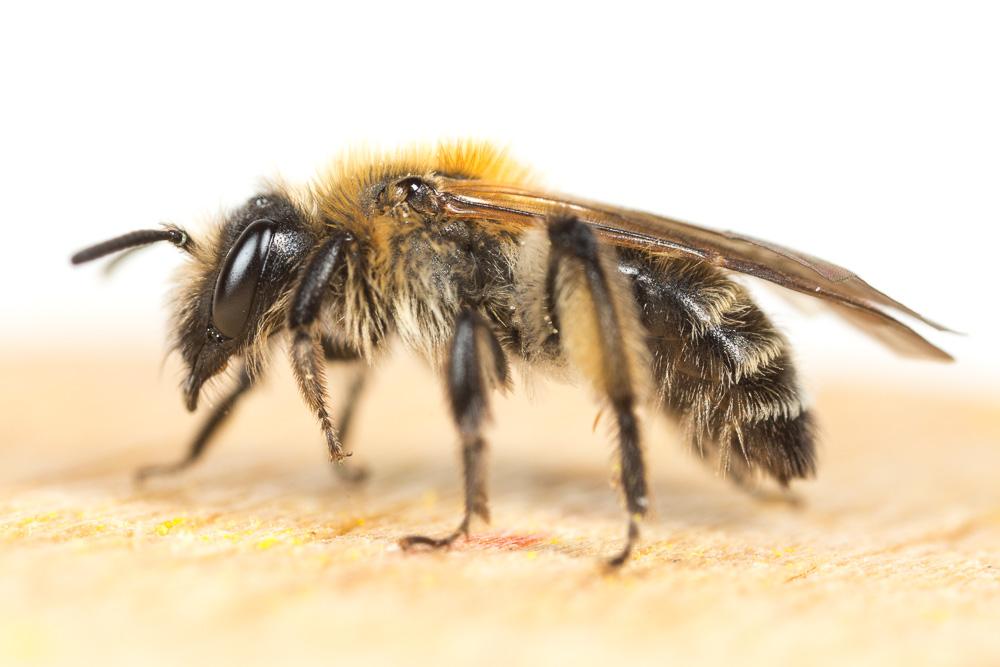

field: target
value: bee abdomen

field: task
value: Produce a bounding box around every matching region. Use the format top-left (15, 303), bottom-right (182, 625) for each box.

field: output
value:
top-left (621, 251), bottom-right (816, 485)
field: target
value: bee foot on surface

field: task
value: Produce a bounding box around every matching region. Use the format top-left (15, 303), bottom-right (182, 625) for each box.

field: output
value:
top-left (332, 461), bottom-right (369, 485)
top-left (132, 462), bottom-right (185, 488)
top-left (398, 527), bottom-right (467, 552)
top-left (328, 446), bottom-right (352, 462)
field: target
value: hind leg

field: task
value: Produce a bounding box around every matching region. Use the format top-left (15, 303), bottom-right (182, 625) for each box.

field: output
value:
top-left (530, 216), bottom-right (652, 567)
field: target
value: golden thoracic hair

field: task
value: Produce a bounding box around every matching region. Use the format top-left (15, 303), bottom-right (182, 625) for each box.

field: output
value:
top-left (294, 140), bottom-right (536, 235)
top-left (164, 140), bottom-right (533, 378)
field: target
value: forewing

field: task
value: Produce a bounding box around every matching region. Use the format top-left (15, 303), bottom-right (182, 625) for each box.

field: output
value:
top-left (437, 179), bottom-right (953, 361)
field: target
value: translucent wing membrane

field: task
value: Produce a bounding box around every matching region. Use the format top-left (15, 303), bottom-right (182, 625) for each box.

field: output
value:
top-left (437, 179), bottom-right (953, 361)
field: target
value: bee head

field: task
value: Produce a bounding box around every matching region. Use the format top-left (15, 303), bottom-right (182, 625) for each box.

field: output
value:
top-left (173, 193), bottom-right (316, 410)
top-left (72, 192), bottom-right (315, 411)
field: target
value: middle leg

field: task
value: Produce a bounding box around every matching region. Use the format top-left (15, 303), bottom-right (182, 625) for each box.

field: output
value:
top-left (399, 309), bottom-right (509, 550)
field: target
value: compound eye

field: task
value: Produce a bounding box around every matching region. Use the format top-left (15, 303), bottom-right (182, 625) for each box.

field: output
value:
top-left (211, 219), bottom-right (275, 339)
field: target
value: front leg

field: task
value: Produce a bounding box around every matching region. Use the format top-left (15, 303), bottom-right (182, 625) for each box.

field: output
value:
top-left (322, 336), bottom-right (370, 483)
top-left (399, 310), bottom-right (509, 550)
top-left (137, 337), bottom-right (369, 486)
top-left (287, 234), bottom-right (354, 466)
top-left (135, 363), bottom-right (254, 483)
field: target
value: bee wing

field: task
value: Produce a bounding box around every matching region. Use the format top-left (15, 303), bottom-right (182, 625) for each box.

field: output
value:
top-left (438, 179), bottom-right (954, 361)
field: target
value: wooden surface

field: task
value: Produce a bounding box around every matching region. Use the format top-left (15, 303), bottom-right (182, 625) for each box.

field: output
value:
top-left (1, 350), bottom-right (998, 666)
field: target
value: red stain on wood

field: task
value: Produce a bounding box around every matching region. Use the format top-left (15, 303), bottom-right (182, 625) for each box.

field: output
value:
top-left (461, 532), bottom-right (545, 551)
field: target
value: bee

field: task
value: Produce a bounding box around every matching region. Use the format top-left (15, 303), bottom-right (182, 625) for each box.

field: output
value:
top-left (71, 142), bottom-right (952, 567)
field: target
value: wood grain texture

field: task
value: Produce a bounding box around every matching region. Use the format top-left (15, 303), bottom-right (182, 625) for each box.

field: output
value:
top-left (1, 350), bottom-right (998, 666)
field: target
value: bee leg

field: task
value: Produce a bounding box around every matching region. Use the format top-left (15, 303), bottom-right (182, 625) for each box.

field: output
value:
top-left (399, 310), bottom-right (508, 551)
top-left (545, 215), bottom-right (649, 568)
top-left (321, 337), bottom-right (369, 484)
top-left (134, 364), bottom-right (254, 484)
top-left (287, 234), bottom-right (354, 467)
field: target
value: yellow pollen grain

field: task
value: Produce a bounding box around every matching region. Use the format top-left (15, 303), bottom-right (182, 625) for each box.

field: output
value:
top-left (255, 537), bottom-right (280, 550)
top-left (155, 518), bottom-right (186, 536)
top-left (18, 512), bottom-right (59, 527)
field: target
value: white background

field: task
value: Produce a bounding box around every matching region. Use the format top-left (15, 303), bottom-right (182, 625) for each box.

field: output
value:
top-left (2, 2), bottom-right (997, 389)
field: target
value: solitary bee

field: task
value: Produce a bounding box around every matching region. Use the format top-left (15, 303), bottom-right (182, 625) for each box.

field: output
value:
top-left (72, 142), bottom-right (951, 566)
